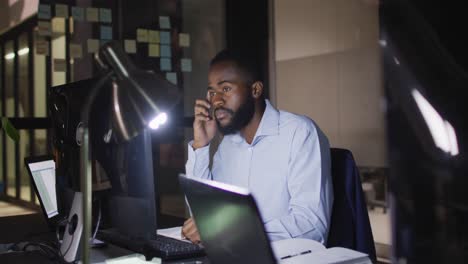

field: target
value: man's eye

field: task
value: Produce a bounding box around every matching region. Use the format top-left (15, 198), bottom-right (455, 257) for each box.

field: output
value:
top-left (208, 91), bottom-right (216, 97)
top-left (223, 86), bottom-right (231, 92)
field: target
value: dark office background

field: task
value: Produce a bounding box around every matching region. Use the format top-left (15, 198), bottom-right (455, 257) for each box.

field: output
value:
top-left (410, 0), bottom-right (468, 73)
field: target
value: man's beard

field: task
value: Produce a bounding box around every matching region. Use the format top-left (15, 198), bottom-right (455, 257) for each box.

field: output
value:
top-left (215, 95), bottom-right (255, 135)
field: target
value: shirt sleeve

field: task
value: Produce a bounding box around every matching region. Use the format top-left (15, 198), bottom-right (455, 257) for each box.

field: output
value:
top-left (263, 124), bottom-right (333, 244)
top-left (185, 140), bottom-right (212, 180)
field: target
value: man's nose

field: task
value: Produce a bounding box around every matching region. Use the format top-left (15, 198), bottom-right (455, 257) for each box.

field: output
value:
top-left (211, 92), bottom-right (224, 107)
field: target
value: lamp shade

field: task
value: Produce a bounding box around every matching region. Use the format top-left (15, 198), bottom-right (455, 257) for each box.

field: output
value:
top-left (97, 41), bottom-right (181, 141)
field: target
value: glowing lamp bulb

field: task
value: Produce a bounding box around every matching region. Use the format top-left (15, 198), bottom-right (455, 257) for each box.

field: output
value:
top-left (148, 112), bottom-right (168, 130)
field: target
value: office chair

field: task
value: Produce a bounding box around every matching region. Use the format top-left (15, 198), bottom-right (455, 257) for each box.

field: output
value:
top-left (327, 148), bottom-right (377, 262)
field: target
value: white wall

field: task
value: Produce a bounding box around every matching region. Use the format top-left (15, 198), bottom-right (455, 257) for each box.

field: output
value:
top-left (273, 0), bottom-right (386, 167)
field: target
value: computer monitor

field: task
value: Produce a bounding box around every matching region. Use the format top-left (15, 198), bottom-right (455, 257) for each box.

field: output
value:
top-left (49, 78), bottom-right (158, 241)
top-left (24, 155), bottom-right (59, 221)
top-left (49, 78), bottom-right (113, 194)
top-left (102, 129), bottom-right (158, 239)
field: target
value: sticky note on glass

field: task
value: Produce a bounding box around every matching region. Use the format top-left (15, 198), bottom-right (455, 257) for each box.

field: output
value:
top-left (35, 39), bottom-right (49, 56)
top-left (99, 8), bottom-right (112, 23)
top-left (160, 45), bottom-right (171, 57)
top-left (55, 4), bottom-right (69, 18)
top-left (71, 7), bottom-right (85, 21)
top-left (38, 4), bottom-right (51, 19)
top-left (181, 58), bottom-right (192, 72)
top-left (178, 33), bottom-right (190, 47)
top-left (137, 29), bottom-right (149, 42)
top-left (51, 17), bottom-right (65, 33)
top-left (160, 58), bottom-right (172, 71)
top-left (87, 39), bottom-right (100, 53)
top-left (70, 43), bottom-right (83, 58)
top-left (100, 26), bottom-right (113, 40)
top-left (148, 30), bottom-right (160, 43)
top-left (54, 59), bottom-right (67, 72)
top-left (160, 31), bottom-right (171, 44)
top-left (124, 39), bottom-right (137, 54)
top-left (38, 21), bottom-right (52, 36)
top-left (159, 16), bottom-right (171, 29)
top-left (86, 7), bottom-right (99, 22)
top-left (166, 72), bottom-right (177, 85)
top-left (148, 44), bottom-right (160, 57)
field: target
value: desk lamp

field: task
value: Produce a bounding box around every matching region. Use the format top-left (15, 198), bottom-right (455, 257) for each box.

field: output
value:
top-left (80, 41), bottom-right (180, 263)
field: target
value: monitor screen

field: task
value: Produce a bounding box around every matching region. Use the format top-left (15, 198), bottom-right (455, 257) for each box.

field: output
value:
top-left (27, 158), bottom-right (58, 218)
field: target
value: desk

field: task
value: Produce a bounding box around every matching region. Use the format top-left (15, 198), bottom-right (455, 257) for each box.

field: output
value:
top-left (1, 243), bottom-right (209, 263)
top-left (0, 213), bottom-right (49, 244)
top-left (0, 213), bottom-right (209, 263)
top-left (91, 243), bottom-right (209, 264)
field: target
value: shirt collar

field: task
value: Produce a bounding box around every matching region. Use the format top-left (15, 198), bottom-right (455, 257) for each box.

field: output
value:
top-left (256, 99), bottom-right (280, 137)
top-left (227, 99), bottom-right (280, 144)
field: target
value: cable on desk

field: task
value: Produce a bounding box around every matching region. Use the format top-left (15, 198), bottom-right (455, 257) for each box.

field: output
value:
top-left (60, 232), bottom-right (75, 259)
top-left (56, 217), bottom-right (70, 243)
top-left (15, 223), bottom-right (77, 264)
top-left (7, 200), bottom-right (104, 263)
top-left (22, 241), bottom-right (77, 264)
top-left (92, 198), bottom-right (102, 242)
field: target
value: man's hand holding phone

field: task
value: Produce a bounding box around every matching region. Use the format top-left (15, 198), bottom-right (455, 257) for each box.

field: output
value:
top-left (193, 99), bottom-right (217, 149)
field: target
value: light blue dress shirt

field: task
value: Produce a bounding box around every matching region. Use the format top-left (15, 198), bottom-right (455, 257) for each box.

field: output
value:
top-left (185, 100), bottom-right (333, 244)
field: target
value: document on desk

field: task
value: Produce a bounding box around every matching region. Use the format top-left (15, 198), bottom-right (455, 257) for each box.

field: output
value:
top-left (271, 238), bottom-right (372, 264)
top-left (282, 247), bottom-right (371, 264)
top-left (157, 226), bottom-right (191, 243)
top-left (271, 238), bottom-right (325, 260)
top-left (105, 253), bottom-right (161, 263)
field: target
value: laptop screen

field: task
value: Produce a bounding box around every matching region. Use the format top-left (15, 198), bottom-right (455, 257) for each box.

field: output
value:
top-left (27, 159), bottom-right (58, 218)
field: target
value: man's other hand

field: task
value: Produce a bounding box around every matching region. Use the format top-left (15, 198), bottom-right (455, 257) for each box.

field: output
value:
top-left (181, 217), bottom-right (201, 244)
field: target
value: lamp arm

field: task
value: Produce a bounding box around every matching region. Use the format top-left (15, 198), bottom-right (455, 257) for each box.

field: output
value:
top-left (80, 71), bottom-right (113, 264)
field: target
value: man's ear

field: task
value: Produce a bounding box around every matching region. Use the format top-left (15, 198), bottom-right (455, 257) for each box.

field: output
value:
top-left (251, 81), bottom-right (264, 99)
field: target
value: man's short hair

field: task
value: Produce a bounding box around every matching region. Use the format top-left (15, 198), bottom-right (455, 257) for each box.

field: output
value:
top-left (210, 49), bottom-right (262, 86)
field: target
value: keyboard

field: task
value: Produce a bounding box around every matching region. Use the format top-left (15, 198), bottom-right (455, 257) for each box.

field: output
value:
top-left (98, 229), bottom-right (205, 260)
top-left (144, 235), bottom-right (205, 260)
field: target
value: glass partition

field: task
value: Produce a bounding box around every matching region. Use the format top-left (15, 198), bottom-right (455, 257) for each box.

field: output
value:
top-left (0, 46), bottom-right (3, 195)
top-left (18, 32), bottom-right (32, 201)
top-left (34, 32), bottom-right (47, 118)
top-left (157, 0), bottom-right (226, 218)
top-left (50, 12), bottom-right (67, 86)
top-left (5, 40), bottom-right (16, 197)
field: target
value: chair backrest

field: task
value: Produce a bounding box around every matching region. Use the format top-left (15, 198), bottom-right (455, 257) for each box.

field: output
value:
top-left (327, 148), bottom-right (377, 262)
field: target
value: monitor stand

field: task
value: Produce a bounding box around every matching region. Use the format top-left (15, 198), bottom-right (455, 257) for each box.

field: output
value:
top-left (61, 192), bottom-right (107, 262)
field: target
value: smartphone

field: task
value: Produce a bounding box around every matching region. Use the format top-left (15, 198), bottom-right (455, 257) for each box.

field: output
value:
top-left (209, 105), bottom-right (215, 120)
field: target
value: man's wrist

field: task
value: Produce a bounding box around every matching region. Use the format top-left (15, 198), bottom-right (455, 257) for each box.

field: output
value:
top-left (192, 140), bottom-right (209, 150)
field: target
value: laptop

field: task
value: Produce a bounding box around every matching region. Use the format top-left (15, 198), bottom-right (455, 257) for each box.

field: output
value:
top-left (178, 174), bottom-right (277, 264)
top-left (24, 155), bottom-right (65, 228)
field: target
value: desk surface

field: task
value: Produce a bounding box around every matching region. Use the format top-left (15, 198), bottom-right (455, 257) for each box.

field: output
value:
top-left (0, 213), bottom-right (49, 244)
top-left (0, 243), bottom-right (209, 264)
top-left (0, 213), bottom-right (209, 263)
top-left (91, 243), bottom-right (209, 264)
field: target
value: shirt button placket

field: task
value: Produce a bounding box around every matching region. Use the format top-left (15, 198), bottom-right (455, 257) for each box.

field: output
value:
top-left (247, 145), bottom-right (253, 189)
